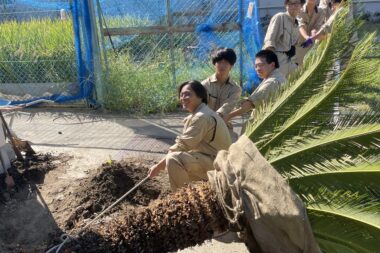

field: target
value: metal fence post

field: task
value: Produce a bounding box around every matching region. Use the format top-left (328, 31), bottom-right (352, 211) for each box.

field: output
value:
top-left (88, 0), bottom-right (103, 106)
top-left (166, 0), bottom-right (177, 87)
top-left (239, 0), bottom-right (244, 87)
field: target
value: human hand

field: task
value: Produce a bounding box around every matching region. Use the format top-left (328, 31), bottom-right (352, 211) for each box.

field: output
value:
top-left (148, 159), bottom-right (166, 178)
top-left (148, 164), bottom-right (161, 178)
top-left (301, 37), bottom-right (313, 48)
top-left (222, 114), bottom-right (230, 124)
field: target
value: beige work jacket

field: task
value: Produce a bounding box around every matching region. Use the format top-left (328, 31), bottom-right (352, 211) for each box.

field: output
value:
top-left (263, 12), bottom-right (300, 52)
top-left (297, 5), bottom-right (325, 42)
top-left (202, 74), bottom-right (242, 116)
top-left (248, 69), bottom-right (286, 109)
top-left (169, 103), bottom-right (231, 157)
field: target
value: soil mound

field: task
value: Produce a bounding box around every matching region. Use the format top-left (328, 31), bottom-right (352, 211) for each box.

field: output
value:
top-left (65, 160), bottom-right (164, 230)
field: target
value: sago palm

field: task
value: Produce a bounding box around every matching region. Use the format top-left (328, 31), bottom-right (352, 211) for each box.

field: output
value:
top-left (245, 5), bottom-right (380, 252)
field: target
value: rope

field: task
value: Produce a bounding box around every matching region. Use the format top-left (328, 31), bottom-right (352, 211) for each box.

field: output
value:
top-left (44, 175), bottom-right (150, 253)
top-left (45, 234), bottom-right (71, 253)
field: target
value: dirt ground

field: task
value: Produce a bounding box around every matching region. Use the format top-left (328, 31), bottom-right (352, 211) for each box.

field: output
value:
top-left (0, 109), bottom-right (249, 253)
top-left (0, 154), bottom-right (247, 253)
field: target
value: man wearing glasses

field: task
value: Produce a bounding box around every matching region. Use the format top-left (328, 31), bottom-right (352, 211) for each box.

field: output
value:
top-left (263, 0), bottom-right (304, 77)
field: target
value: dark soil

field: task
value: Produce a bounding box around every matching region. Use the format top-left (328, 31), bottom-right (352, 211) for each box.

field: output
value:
top-left (63, 160), bottom-right (166, 230)
top-left (0, 153), bottom-right (60, 202)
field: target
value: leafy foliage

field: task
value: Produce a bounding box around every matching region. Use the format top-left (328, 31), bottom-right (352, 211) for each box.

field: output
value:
top-left (244, 4), bottom-right (380, 252)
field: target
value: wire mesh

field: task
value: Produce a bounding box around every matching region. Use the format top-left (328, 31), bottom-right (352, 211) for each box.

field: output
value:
top-left (99, 0), bottom-right (263, 112)
top-left (0, 0), bottom-right (77, 102)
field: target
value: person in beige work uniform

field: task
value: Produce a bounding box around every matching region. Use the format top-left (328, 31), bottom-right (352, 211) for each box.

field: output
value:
top-left (225, 50), bottom-right (286, 123)
top-left (301, 0), bottom-right (350, 45)
top-left (263, 0), bottom-right (304, 77)
top-left (148, 80), bottom-right (231, 191)
top-left (295, 0), bottom-right (325, 65)
top-left (202, 48), bottom-right (241, 139)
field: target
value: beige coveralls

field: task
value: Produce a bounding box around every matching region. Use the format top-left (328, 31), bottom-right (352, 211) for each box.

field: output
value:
top-left (201, 74), bottom-right (242, 116)
top-left (202, 74), bottom-right (242, 141)
top-left (247, 69), bottom-right (287, 109)
top-left (263, 12), bottom-right (300, 77)
top-left (296, 5), bottom-right (325, 65)
top-left (241, 69), bottom-right (286, 133)
top-left (167, 103), bottom-right (231, 191)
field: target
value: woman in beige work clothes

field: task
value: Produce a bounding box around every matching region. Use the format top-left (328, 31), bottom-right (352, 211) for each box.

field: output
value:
top-left (296, 0), bottom-right (325, 65)
top-left (148, 80), bottom-right (231, 191)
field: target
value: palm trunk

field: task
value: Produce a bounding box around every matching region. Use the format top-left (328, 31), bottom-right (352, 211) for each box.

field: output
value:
top-left (69, 182), bottom-right (228, 253)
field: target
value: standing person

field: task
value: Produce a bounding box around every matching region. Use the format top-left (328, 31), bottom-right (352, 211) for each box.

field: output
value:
top-left (263, 0), bottom-right (304, 77)
top-left (296, 0), bottom-right (325, 65)
top-left (148, 80), bottom-right (231, 191)
top-left (224, 50), bottom-right (286, 123)
top-left (201, 48), bottom-right (242, 123)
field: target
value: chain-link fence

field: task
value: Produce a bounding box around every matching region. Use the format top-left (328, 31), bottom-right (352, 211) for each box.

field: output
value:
top-left (97, 0), bottom-right (262, 113)
top-left (0, 0), bottom-right (78, 103)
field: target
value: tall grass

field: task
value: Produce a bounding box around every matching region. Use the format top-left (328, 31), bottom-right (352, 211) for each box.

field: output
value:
top-left (102, 46), bottom-right (241, 113)
top-left (0, 15), bottom-right (241, 113)
top-left (0, 18), bottom-right (76, 83)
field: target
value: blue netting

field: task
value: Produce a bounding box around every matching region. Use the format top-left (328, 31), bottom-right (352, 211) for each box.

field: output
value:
top-left (0, 0), bottom-right (95, 106)
top-left (13, 0), bottom-right (69, 10)
top-left (0, 0), bottom-right (264, 107)
top-left (97, 0), bottom-right (263, 95)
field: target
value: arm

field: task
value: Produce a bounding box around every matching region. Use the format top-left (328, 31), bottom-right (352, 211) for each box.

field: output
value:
top-left (225, 100), bottom-right (254, 122)
top-left (299, 25), bottom-right (310, 40)
top-left (169, 116), bottom-right (208, 152)
top-left (307, 9), bottom-right (340, 42)
top-left (248, 78), bottom-right (283, 109)
top-left (297, 12), bottom-right (310, 40)
top-left (216, 85), bottom-right (242, 117)
top-left (263, 14), bottom-right (282, 50)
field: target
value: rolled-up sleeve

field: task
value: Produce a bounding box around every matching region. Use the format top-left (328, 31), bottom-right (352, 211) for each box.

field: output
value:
top-left (247, 78), bottom-right (281, 108)
top-left (169, 116), bottom-right (209, 152)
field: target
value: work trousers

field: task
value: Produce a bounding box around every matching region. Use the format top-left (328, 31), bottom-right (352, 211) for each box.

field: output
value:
top-left (276, 52), bottom-right (298, 77)
top-left (166, 151), bottom-right (214, 191)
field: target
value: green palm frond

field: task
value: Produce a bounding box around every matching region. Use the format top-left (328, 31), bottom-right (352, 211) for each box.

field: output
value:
top-left (256, 33), bottom-right (378, 155)
top-left (242, 2), bottom-right (380, 252)
top-left (307, 194), bottom-right (380, 253)
top-left (267, 123), bottom-right (380, 170)
top-left (289, 160), bottom-right (380, 200)
top-left (286, 155), bottom-right (380, 178)
top-left (245, 6), bottom-right (356, 148)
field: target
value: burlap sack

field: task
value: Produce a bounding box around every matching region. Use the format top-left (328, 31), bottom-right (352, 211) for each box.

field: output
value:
top-left (208, 135), bottom-right (321, 253)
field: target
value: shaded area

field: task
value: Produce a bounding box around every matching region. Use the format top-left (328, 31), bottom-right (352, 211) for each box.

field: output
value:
top-left (0, 154), bottom-right (62, 253)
